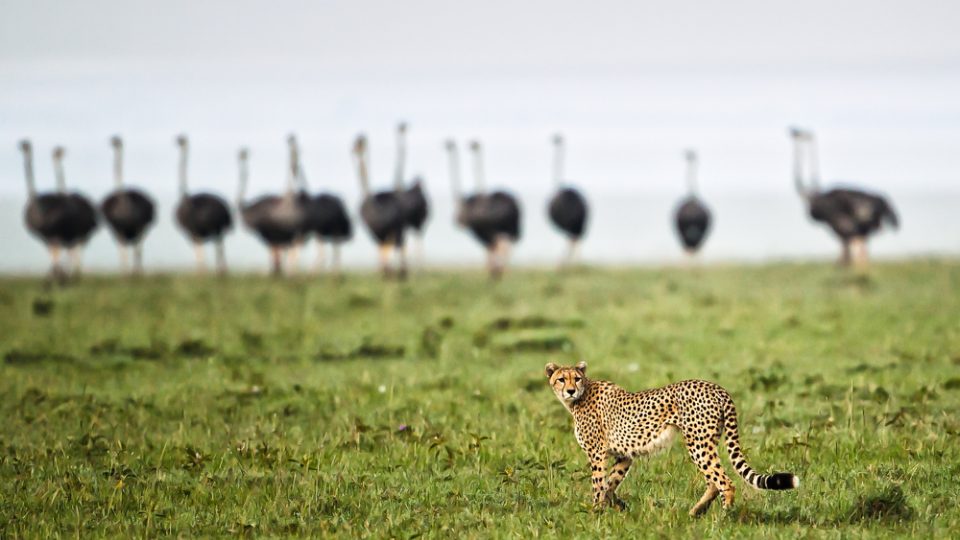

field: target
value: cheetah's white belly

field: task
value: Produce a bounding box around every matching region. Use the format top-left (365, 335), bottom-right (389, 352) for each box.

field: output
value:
top-left (634, 425), bottom-right (679, 456)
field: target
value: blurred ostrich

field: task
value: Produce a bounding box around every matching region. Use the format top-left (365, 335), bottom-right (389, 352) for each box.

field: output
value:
top-left (174, 134), bottom-right (233, 274)
top-left (19, 141), bottom-right (98, 281)
top-left (546, 134), bottom-right (588, 266)
top-left (353, 134), bottom-right (407, 279)
top-left (100, 136), bottom-right (156, 274)
top-left (294, 137), bottom-right (352, 275)
top-left (790, 128), bottom-right (898, 269)
top-left (464, 140), bottom-right (522, 279)
top-left (673, 150), bottom-right (712, 255)
top-left (236, 142), bottom-right (305, 276)
top-left (52, 146), bottom-right (99, 276)
top-left (393, 122), bottom-right (430, 267)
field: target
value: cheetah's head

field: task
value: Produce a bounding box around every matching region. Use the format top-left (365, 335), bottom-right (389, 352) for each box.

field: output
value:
top-left (545, 361), bottom-right (587, 403)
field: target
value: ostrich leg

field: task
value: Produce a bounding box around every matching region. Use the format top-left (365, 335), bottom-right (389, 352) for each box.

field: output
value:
top-left (69, 246), bottom-right (83, 277)
top-left (133, 242), bottom-right (144, 275)
top-left (314, 240), bottom-right (326, 274)
top-left (839, 239), bottom-right (851, 267)
top-left (397, 242), bottom-right (408, 280)
top-left (118, 244), bottom-right (130, 274)
top-left (193, 241), bottom-right (206, 274)
top-left (332, 243), bottom-right (342, 277)
top-left (269, 246), bottom-right (282, 276)
top-left (49, 245), bottom-right (64, 282)
top-left (286, 243), bottom-right (301, 274)
top-left (378, 244), bottom-right (393, 279)
top-left (215, 238), bottom-right (227, 275)
top-left (851, 237), bottom-right (869, 272)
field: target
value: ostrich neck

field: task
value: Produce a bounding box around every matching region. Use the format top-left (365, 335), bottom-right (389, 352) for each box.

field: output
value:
top-left (792, 139), bottom-right (809, 199)
top-left (54, 157), bottom-right (66, 193)
top-left (286, 145), bottom-right (299, 194)
top-left (356, 153), bottom-right (371, 197)
top-left (685, 157), bottom-right (698, 195)
top-left (553, 142), bottom-right (564, 187)
top-left (394, 132), bottom-right (406, 191)
top-left (807, 137), bottom-right (821, 191)
top-left (22, 150), bottom-right (36, 199)
top-left (237, 157), bottom-right (249, 207)
top-left (114, 147), bottom-right (124, 188)
top-left (178, 146), bottom-right (189, 197)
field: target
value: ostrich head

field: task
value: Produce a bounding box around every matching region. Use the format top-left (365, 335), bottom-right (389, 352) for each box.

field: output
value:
top-left (175, 134), bottom-right (188, 148)
top-left (469, 140), bottom-right (481, 152)
top-left (444, 139), bottom-right (456, 152)
top-left (353, 135), bottom-right (367, 155)
top-left (397, 122), bottom-right (408, 134)
top-left (110, 135), bottom-right (123, 149)
top-left (53, 146), bottom-right (65, 160)
top-left (238, 148), bottom-right (249, 161)
top-left (552, 133), bottom-right (564, 146)
top-left (789, 127), bottom-right (812, 141)
top-left (19, 140), bottom-right (32, 154)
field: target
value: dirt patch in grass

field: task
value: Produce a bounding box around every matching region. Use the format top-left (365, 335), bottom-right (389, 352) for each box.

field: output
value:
top-left (317, 338), bottom-right (406, 361)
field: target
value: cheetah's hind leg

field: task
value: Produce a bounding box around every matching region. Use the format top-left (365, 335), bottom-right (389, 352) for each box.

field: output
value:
top-left (684, 430), bottom-right (735, 517)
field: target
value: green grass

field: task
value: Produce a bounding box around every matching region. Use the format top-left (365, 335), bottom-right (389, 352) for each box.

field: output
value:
top-left (1, 262), bottom-right (959, 538)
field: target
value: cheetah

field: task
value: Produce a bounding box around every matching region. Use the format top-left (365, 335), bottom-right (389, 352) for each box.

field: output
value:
top-left (546, 361), bottom-right (798, 516)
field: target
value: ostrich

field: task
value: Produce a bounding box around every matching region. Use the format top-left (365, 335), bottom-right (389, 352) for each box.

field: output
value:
top-left (789, 128), bottom-right (898, 269)
top-left (393, 122), bottom-right (430, 266)
top-left (293, 137), bottom-right (352, 275)
top-left (236, 143), bottom-right (305, 276)
top-left (464, 140), bottom-right (522, 279)
top-left (100, 135), bottom-right (156, 274)
top-left (52, 146), bottom-right (99, 276)
top-left (546, 134), bottom-right (589, 266)
top-left (19, 141), bottom-right (82, 280)
top-left (173, 134), bottom-right (233, 274)
top-left (673, 150), bottom-right (712, 255)
top-left (353, 134), bottom-right (407, 279)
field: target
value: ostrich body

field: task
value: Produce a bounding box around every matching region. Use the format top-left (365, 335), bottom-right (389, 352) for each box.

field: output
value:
top-left (392, 123), bottom-right (430, 267)
top-left (173, 135), bottom-right (233, 274)
top-left (353, 135), bottom-right (407, 279)
top-left (456, 141), bottom-right (521, 278)
top-left (673, 150), bottom-right (712, 254)
top-left (54, 147), bottom-right (99, 273)
top-left (101, 136), bottom-right (156, 274)
top-left (546, 134), bottom-right (588, 265)
top-left (237, 143), bottom-right (306, 276)
top-left (19, 141), bottom-right (98, 279)
top-left (790, 128), bottom-right (898, 269)
top-left (292, 138), bottom-right (352, 274)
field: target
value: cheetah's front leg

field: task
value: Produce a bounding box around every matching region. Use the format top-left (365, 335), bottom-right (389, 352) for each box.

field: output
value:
top-left (602, 457), bottom-right (632, 510)
top-left (588, 453), bottom-right (608, 508)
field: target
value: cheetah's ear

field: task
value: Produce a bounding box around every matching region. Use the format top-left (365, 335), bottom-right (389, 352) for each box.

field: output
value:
top-left (575, 361), bottom-right (587, 373)
top-left (545, 363), bottom-right (559, 378)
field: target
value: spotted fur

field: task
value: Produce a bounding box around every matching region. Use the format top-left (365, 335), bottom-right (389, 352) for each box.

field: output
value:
top-left (546, 361), bottom-right (798, 516)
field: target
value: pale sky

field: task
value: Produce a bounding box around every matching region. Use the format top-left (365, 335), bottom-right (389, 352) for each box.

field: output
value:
top-left (1, 0), bottom-right (958, 269)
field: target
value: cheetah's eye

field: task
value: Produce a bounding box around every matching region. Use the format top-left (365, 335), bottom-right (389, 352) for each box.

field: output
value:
top-left (575, 377), bottom-right (582, 382)
top-left (557, 378), bottom-right (564, 384)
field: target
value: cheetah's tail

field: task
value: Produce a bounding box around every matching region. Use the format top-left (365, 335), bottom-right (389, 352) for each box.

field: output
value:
top-left (723, 402), bottom-right (799, 490)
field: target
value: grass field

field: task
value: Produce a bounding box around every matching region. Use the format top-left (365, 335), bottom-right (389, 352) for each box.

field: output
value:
top-left (1, 262), bottom-right (959, 538)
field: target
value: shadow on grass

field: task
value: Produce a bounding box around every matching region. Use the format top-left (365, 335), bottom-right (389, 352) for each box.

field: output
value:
top-left (732, 485), bottom-right (913, 526)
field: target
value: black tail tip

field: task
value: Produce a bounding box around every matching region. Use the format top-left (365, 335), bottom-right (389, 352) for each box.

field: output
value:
top-left (765, 473), bottom-right (799, 490)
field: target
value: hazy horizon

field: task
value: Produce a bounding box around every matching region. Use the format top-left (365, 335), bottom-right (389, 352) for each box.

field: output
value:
top-left (2, 0), bottom-right (958, 271)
